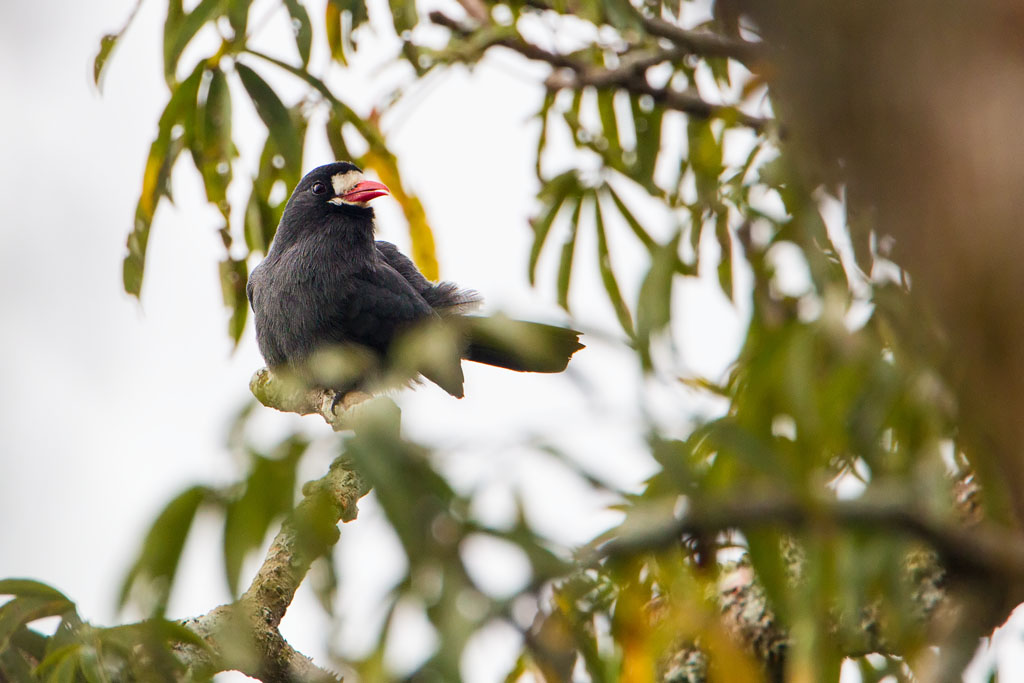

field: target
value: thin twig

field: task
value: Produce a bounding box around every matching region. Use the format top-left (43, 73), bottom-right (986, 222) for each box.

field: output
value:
top-left (641, 15), bottom-right (763, 65)
top-left (428, 10), bottom-right (773, 131)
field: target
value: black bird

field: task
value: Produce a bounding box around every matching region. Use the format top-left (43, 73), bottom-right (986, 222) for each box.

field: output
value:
top-left (247, 161), bottom-right (584, 398)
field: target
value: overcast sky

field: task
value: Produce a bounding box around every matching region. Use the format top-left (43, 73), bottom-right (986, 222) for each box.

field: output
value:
top-left (0, 1), bottom-right (1019, 681)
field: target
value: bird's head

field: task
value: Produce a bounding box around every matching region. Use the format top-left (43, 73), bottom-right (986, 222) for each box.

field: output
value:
top-left (273, 162), bottom-right (391, 248)
top-left (291, 161), bottom-right (390, 214)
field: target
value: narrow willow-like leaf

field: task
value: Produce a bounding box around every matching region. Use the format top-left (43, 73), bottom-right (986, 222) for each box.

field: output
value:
top-left (715, 211), bottom-right (734, 301)
top-left (535, 91), bottom-right (556, 181)
top-left (326, 107), bottom-right (352, 164)
top-left (118, 486), bottom-right (210, 615)
top-left (163, 0), bottom-right (224, 84)
top-left (93, 34), bottom-right (119, 89)
top-left (227, 0), bottom-right (254, 36)
top-left (195, 66), bottom-right (233, 214)
top-left (236, 63), bottom-right (303, 183)
top-left (0, 597), bottom-right (74, 653)
top-left (687, 118), bottom-right (722, 206)
top-left (594, 196), bottom-right (636, 338)
top-left (78, 647), bottom-right (110, 683)
top-left (282, 0), bottom-right (313, 66)
top-left (599, 0), bottom-right (643, 31)
top-left (243, 187), bottom-right (274, 255)
top-left (222, 439), bottom-right (304, 596)
top-left (324, 0), bottom-right (346, 64)
top-left (556, 195), bottom-right (584, 312)
top-left (0, 580), bottom-right (70, 601)
top-left (219, 257), bottom-right (248, 346)
top-left (604, 183), bottom-right (656, 253)
top-left (0, 644), bottom-right (36, 681)
top-left (362, 149), bottom-right (439, 280)
top-left (162, 0), bottom-right (184, 81)
top-left (529, 171), bottom-right (578, 285)
top-left (35, 644), bottom-right (80, 683)
top-left (631, 95), bottom-right (663, 184)
top-left (123, 62), bottom-right (204, 297)
top-left (389, 0), bottom-right (419, 37)
top-left (596, 89), bottom-right (620, 158)
top-left (636, 231), bottom-right (681, 368)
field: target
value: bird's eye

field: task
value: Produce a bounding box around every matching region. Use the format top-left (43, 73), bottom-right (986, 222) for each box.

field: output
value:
top-left (311, 181), bottom-right (328, 195)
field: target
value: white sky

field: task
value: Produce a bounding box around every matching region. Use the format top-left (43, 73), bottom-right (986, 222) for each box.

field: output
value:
top-left (0, 1), bottom-right (1018, 681)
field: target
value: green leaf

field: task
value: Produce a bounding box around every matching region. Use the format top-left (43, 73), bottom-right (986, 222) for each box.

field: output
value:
top-left (324, 0), bottom-right (346, 64)
top-left (236, 63), bottom-right (303, 184)
top-left (326, 108), bottom-right (352, 161)
top-left (0, 597), bottom-right (75, 653)
top-left (326, 0), bottom-right (369, 64)
top-left (119, 486), bottom-right (211, 616)
top-left (362, 148), bottom-right (440, 280)
top-left (227, 0), bottom-right (254, 36)
top-left (599, 0), bottom-right (642, 31)
top-left (218, 257), bottom-right (248, 346)
top-left (636, 231), bottom-right (680, 368)
top-left (594, 195), bottom-right (636, 338)
top-left (243, 125), bottom-right (299, 255)
top-left (0, 644), bottom-right (36, 681)
top-left (715, 211), bottom-right (734, 301)
top-left (596, 90), bottom-right (620, 159)
top-left (343, 399), bottom-right (459, 559)
top-left (0, 580), bottom-right (70, 601)
top-left (687, 118), bottom-right (722, 206)
top-left (282, 0), bottom-right (313, 66)
top-left (163, 0), bottom-right (225, 85)
top-left (93, 34), bottom-right (119, 89)
top-left (123, 61), bottom-right (204, 297)
top-left (36, 644), bottom-right (80, 683)
top-left (535, 91), bottom-right (555, 180)
top-left (603, 183), bottom-right (656, 253)
top-left (388, 0), bottom-right (418, 36)
top-left (529, 171), bottom-right (578, 285)
top-left (77, 647), bottom-right (111, 683)
top-left (556, 196), bottom-right (583, 312)
top-left (630, 95), bottom-right (663, 184)
top-left (243, 187), bottom-right (274, 255)
top-left (195, 66), bottom-right (234, 215)
top-left (223, 439), bottom-right (304, 596)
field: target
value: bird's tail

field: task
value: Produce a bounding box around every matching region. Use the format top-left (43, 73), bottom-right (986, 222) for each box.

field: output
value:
top-left (460, 314), bottom-right (584, 373)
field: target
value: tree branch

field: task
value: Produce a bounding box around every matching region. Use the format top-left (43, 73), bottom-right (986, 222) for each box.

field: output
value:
top-left (177, 459), bottom-right (370, 681)
top-left (640, 15), bottom-right (762, 65)
top-left (517, 0), bottom-right (763, 66)
top-left (594, 495), bottom-right (1024, 585)
top-left (249, 367), bottom-right (373, 432)
top-left (166, 373), bottom-right (376, 680)
top-left (427, 10), bottom-right (773, 131)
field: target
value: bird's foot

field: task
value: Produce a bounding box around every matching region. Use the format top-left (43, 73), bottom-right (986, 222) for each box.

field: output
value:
top-left (329, 389), bottom-right (374, 415)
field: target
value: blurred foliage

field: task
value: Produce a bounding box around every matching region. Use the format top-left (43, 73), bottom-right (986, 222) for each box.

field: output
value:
top-left (1, 0), bottom-right (1014, 681)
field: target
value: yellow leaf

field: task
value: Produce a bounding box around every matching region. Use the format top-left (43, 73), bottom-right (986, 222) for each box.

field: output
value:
top-left (363, 150), bottom-right (439, 280)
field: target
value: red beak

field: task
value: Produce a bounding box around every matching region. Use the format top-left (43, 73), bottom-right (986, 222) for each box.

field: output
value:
top-left (341, 180), bottom-right (390, 203)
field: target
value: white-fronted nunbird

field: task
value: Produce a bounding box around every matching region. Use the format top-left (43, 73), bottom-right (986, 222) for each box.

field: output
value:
top-left (247, 161), bottom-right (584, 399)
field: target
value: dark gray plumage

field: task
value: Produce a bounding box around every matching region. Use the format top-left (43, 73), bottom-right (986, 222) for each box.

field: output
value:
top-left (247, 161), bottom-right (583, 398)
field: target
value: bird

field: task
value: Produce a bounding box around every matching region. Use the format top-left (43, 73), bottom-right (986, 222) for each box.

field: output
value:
top-left (247, 161), bottom-right (584, 399)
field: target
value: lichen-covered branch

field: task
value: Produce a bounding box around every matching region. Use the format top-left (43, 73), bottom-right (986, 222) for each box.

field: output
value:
top-left (168, 374), bottom-right (375, 681)
top-left (249, 367), bottom-right (373, 432)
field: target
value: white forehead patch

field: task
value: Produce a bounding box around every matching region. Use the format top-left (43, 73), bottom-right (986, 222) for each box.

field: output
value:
top-left (331, 169), bottom-right (363, 196)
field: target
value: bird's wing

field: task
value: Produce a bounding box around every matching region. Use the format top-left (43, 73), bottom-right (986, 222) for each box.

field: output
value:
top-left (375, 241), bottom-right (432, 293)
top-left (327, 263), bottom-right (466, 396)
top-left (375, 240), bottom-right (483, 313)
